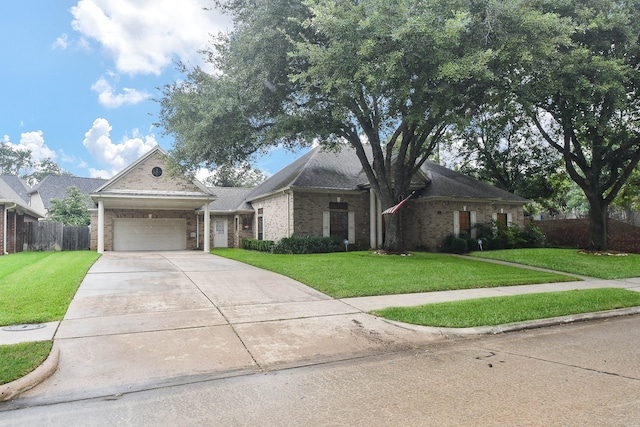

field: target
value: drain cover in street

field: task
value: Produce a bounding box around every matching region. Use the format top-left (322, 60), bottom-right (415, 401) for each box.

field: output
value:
top-left (2, 324), bottom-right (46, 332)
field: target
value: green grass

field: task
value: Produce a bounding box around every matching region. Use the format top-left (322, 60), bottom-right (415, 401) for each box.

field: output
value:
top-left (372, 288), bottom-right (640, 328)
top-left (212, 249), bottom-right (575, 298)
top-left (0, 341), bottom-right (53, 385)
top-left (469, 248), bottom-right (640, 279)
top-left (0, 251), bottom-right (100, 326)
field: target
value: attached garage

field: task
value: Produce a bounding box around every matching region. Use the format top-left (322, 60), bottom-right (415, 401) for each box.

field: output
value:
top-left (113, 218), bottom-right (187, 251)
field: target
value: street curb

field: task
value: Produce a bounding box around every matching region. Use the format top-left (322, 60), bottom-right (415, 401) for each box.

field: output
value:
top-left (0, 343), bottom-right (59, 402)
top-left (382, 306), bottom-right (640, 337)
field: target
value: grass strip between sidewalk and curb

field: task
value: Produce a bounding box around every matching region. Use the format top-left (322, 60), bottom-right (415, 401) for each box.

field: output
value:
top-left (371, 288), bottom-right (640, 328)
top-left (469, 248), bottom-right (640, 279)
top-left (211, 249), bottom-right (575, 298)
top-left (0, 341), bottom-right (52, 385)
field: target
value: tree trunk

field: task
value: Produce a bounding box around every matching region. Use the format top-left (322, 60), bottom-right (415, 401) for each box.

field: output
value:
top-left (383, 213), bottom-right (403, 253)
top-left (587, 196), bottom-right (608, 251)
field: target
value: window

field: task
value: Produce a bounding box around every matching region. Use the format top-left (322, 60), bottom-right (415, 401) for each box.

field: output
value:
top-left (496, 212), bottom-right (508, 228)
top-left (323, 211), bottom-right (355, 243)
top-left (257, 216), bottom-right (264, 240)
top-left (330, 211), bottom-right (349, 240)
top-left (453, 210), bottom-right (476, 238)
top-left (242, 216), bottom-right (252, 231)
top-left (458, 211), bottom-right (471, 236)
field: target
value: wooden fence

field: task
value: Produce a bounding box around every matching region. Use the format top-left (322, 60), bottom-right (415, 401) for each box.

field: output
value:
top-left (25, 222), bottom-right (91, 252)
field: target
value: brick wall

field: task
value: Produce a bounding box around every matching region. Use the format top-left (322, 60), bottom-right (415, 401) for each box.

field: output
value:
top-left (535, 218), bottom-right (640, 253)
top-left (292, 191), bottom-right (370, 246)
top-left (251, 192), bottom-right (292, 241)
top-left (107, 151), bottom-right (202, 193)
top-left (402, 200), bottom-right (525, 251)
top-left (91, 208), bottom-right (199, 251)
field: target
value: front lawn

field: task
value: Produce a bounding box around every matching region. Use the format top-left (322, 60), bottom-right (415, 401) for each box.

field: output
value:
top-left (0, 251), bottom-right (99, 386)
top-left (469, 248), bottom-right (640, 279)
top-left (212, 249), bottom-right (575, 298)
top-left (373, 288), bottom-right (640, 328)
top-left (0, 251), bottom-right (100, 326)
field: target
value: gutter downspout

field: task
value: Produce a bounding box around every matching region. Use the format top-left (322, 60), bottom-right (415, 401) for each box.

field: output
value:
top-left (4, 203), bottom-right (16, 255)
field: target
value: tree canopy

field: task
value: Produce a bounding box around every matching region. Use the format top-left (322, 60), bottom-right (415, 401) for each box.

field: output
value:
top-left (159, 0), bottom-right (499, 251)
top-left (158, 0), bottom-right (640, 251)
top-left (47, 186), bottom-right (91, 226)
top-left (501, 0), bottom-right (640, 249)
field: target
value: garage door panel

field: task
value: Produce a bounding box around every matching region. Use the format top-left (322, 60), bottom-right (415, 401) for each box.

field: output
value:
top-left (113, 218), bottom-right (187, 251)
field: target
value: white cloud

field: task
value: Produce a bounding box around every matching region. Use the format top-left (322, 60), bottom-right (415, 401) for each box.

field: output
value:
top-left (52, 33), bottom-right (69, 50)
top-left (82, 118), bottom-right (157, 177)
top-left (91, 76), bottom-right (149, 108)
top-left (70, 0), bottom-right (231, 75)
top-left (5, 131), bottom-right (58, 162)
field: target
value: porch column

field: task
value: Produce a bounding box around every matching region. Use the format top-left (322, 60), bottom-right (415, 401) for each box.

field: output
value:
top-left (376, 197), bottom-right (383, 247)
top-left (203, 203), bottom-right (211, 252)
top-left (369, 188), bottom-right (377, 249)
top-left (97, 200), bottom-right (104, 254)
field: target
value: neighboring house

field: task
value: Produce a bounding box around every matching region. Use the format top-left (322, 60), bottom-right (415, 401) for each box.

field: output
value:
top-left (89, 145), bottom-right (528, 253)
top-left (0, 175), bottom-right (44, 255)
top-left (29, 175), bottom-right (107, 215)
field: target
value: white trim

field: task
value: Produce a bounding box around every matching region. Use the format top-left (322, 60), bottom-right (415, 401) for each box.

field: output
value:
top-left (470, 211), bottom-right (477, 238)
top-left (97, 200), bottom-right (104, 253)
top-left (322, 211), bottom-right (330, 237)
top-left (369, 189), bottom-right (377, 248)
top-left (204, 203), bottom-right (211, 252)
top-left (348, 211), bottom-right (355, 243)
top-left (507, 212), bottom-right (513, 225)
top-left (453, 211), bottom-right (460, 236)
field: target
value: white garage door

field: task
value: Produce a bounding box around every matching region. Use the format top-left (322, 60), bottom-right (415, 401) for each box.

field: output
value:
top-left (113, 218), bottom-right (187, 251)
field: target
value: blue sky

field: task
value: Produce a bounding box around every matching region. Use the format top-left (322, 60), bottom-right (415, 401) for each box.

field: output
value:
top-left (0, 1), bottom-right (308, 180)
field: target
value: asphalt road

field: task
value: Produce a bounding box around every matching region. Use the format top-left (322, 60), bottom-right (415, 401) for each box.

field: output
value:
top-left (1, 315), bottom-right (639, 426)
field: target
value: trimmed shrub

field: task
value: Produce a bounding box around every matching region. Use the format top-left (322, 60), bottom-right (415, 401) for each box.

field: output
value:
top-left (242, 238), bottom-right (275, 252)
top-left (272, 235), bottom-right (344, 254)
top-left (441, 235), bottom-right (468, 254)
top-left (440, 222), bottom-right (546, 253)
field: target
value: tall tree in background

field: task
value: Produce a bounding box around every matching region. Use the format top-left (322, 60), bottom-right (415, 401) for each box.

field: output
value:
top-left (205, 162), bottom-right (266, 187)
top-left (0, 142), bottom-right (32, 175)
top-left (47, 186), bottom-right (90, 226)
top-left (450, 102), bottom-right (563, 206)
top-left (159, 0), bottom-right (502, 252)
top-left (501, 0), bottom-right (640, 250)
top-left (24, 158), bottom-right (73, 186)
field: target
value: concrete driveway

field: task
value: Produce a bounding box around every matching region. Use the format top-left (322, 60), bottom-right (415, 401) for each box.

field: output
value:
top-left (20, 251), bottom-right (437, 404)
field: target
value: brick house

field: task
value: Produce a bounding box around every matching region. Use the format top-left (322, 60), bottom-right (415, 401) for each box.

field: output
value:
top-left (90, 145), bottom-right (528, 253)
top-left (0, 175), bottom-right (44, 255)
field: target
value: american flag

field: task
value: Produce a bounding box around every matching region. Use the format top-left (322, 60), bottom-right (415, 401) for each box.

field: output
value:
top-left (382, 191), bottom-right (416, 215)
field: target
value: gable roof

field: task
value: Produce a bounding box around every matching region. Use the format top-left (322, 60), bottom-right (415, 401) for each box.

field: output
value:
top-left (30, 176), bottom-right (108, 209)
top-left (91, 146), bottom-right (215, 210)
top-left (0, 175), bottom-right (30, 204)
top-left (93, 146), bottom-right (211, 195)
top-left (0, 178), bottom-right (44, 218)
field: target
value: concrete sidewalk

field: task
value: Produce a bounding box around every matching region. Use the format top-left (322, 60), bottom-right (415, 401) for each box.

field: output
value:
top-left (3, 251), bottom-right (640, 405)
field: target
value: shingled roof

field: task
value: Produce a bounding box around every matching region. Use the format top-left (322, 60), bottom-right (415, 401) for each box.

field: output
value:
top-left (247, 145), bottom-right (528, 203)
top-left (30, 176), bottom-right (108, 209)
top-left (246, 145), bottom-right (365, 201)
top-left (207, 187), bottom-right (253, 212)
top-left (0, 175), bottom-right (30, 203)
top-left (419, 160), bottom-right (529, 202)
top-left (0, 177), bottom-right (44, 217)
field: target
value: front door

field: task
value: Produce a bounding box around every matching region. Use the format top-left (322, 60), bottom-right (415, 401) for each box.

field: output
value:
top-left (213, 219), bottom-right (228, 248)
